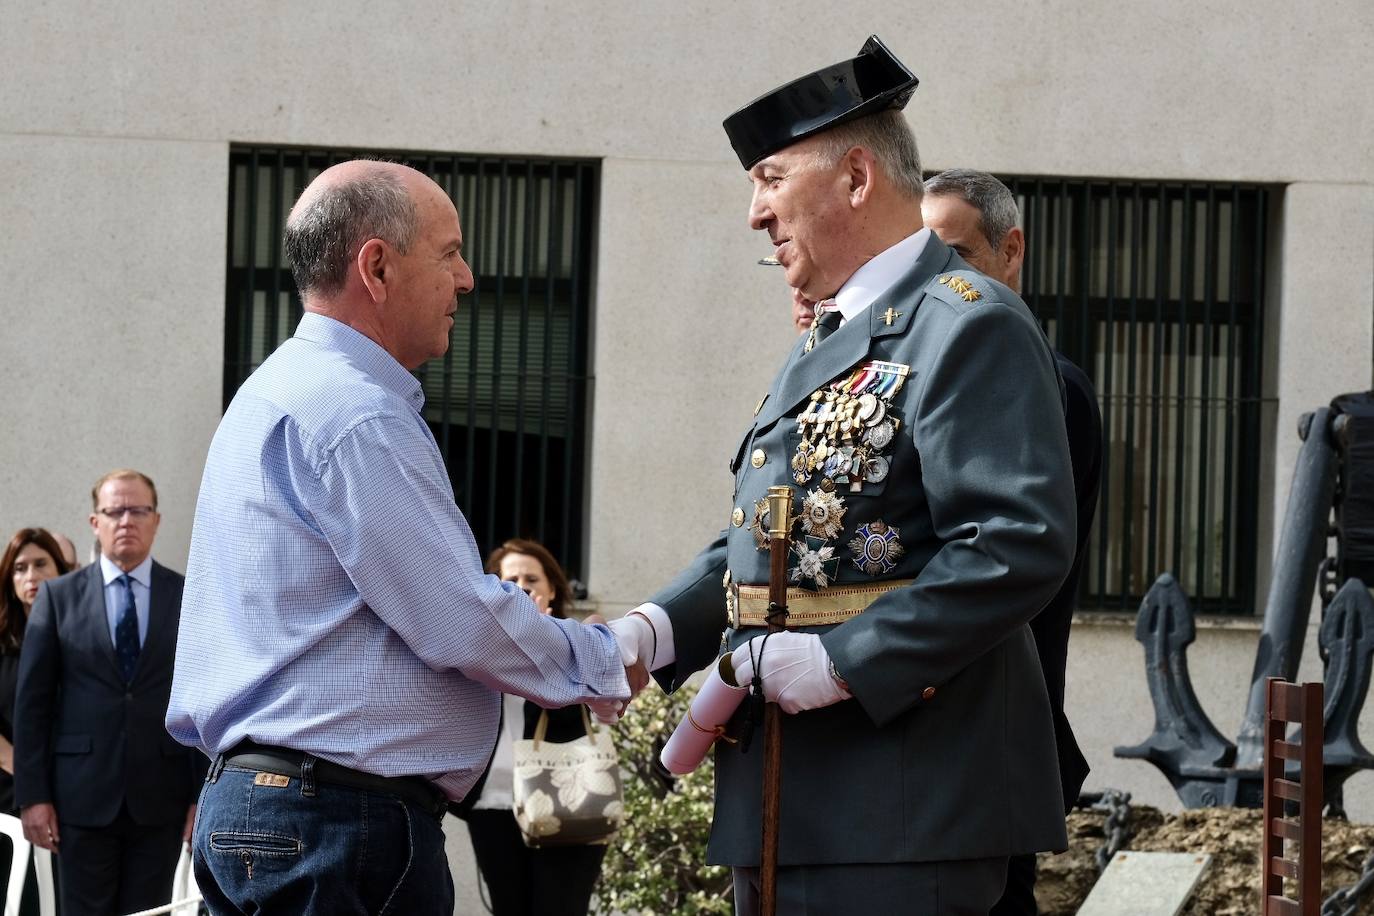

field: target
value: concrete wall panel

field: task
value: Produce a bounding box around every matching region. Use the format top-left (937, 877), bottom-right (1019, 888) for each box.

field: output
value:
top-left (0, 134), bottom-right (226, 570)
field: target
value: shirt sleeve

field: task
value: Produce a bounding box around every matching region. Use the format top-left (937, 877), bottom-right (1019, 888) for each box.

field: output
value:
top-left (307, 413), bottom-right (627, 708)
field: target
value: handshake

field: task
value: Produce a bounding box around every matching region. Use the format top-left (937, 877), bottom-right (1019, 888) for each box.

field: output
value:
top-left (586, 611), bottom-right (851, 724)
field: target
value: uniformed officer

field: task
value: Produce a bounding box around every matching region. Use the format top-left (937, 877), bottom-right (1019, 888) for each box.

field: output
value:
top-left (610, 37), bottom-right (1077, 914)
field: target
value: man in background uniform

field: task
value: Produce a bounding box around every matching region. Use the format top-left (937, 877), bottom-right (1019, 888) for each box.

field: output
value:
top-left (923, 168), bottom-right (1103, 915)
top-left (611, 38), bottom-right (1077, 914)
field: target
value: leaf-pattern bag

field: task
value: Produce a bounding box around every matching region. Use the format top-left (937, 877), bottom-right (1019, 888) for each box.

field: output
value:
top-left (512, 706), bottom-right (624, 847)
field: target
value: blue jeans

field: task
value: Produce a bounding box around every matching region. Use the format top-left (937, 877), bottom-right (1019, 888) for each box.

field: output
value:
top-left (193, 763), bottom-right (453, 915)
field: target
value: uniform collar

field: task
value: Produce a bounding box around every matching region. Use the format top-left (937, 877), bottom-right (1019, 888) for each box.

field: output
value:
top-left (833, 228), bottom-right (930, 323)
top-left (101, 553), bottom-right (153, 589)
top-left (293, 312), bottom-right (426, 412)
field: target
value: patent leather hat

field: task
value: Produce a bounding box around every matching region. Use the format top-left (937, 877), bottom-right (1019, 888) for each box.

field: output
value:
top-left (723, 35), bottom-right (918, 170)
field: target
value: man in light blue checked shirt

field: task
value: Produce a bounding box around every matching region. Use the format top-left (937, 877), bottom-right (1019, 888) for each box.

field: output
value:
top-left (167, 161), bottom-right (636, 916)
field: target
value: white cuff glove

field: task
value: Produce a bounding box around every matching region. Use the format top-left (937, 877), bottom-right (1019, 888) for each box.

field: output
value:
top-left (609, 613), bottom-right (656, 669)
top-left (729, 632), bottom-right (850, 715)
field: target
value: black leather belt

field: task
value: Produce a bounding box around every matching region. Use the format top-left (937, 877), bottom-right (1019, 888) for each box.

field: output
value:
top-left (222, 740), bottom-right (447, 821)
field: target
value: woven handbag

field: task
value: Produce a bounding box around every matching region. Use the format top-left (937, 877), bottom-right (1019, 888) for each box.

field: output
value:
top-left (511, 706), bottom-right (624, 847)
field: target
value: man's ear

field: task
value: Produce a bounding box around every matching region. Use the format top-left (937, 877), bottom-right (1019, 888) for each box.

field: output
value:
top-left (356, 238), bottom-right (389, 305)
top-left (1001, 225), bottom-right (1026, 282)
top-left (845, 146), bottom-right (878, 208)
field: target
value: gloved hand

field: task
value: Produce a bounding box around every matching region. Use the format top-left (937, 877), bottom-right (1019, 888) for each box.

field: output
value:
top-left (609, 613), bottom-right (656, 670)
top-left (729, 632), bottom-right (851, 714)
top-left (589, 614), bottom-right (656, 724)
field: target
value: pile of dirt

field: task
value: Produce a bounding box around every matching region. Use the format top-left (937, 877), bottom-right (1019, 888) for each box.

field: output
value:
top-left (1035, 804), bottom-right (1374, 914)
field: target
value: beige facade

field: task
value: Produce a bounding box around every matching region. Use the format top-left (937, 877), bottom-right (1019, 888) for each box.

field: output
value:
top-left (3, 0), bottom-right (1373, 904)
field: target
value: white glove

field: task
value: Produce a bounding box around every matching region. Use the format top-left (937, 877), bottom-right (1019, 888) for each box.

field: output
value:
top-left (729, 632), bottom-right (850, 714)
top-left (609, 613), bottom-right (656, 669)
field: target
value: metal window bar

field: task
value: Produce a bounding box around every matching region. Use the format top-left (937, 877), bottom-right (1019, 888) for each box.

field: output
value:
top-left (1001, 176), bottom-right (1272, 614)
top-left (224, 145), bottom-right (599, 578)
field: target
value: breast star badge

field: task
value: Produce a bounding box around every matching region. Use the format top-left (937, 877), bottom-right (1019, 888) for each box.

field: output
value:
top-left (791, 536), bottom-right (841, 589)
top-left (800, 488), bottom-right (846, 539)
top-left (849, 520), bottom-right (905, 576)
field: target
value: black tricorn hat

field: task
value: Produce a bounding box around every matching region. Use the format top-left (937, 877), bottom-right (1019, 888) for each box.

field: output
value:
top-left (722, 36), bottom-right (918, 170)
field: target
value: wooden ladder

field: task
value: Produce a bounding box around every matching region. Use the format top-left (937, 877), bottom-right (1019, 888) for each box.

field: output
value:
top-left (1261, 677), bottom-right (1323, 915)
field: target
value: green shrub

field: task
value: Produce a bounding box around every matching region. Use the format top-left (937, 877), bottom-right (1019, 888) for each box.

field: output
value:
top-left (596, 682), bottom-right (733, 915)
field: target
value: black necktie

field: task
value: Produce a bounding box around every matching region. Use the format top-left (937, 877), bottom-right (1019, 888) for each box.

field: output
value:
top-left (115, 574), bottom-right (140, 683)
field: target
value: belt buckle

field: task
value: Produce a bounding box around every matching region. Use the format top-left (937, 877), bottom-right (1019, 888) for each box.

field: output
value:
top-left (726, 581), bottom-right (740, 629)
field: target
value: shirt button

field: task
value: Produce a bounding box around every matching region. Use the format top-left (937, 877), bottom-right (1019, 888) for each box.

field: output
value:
top-left (751, 449), bottom-right (767, 468)
top-left (922, 686), bottom-right (936, 701)
top-left (731, 508), bottom-right (746, 527)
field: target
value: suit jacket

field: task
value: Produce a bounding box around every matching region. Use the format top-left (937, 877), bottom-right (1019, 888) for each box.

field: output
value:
top-left (654, 234), bottom-right (1076, 867)
top-left (1033, 354), bottom-right (1102, 812)
top-left (14, 560), bottom-right (205, 827)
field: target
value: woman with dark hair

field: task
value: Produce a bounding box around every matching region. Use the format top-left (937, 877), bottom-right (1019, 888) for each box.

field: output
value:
top-left (0, 528), bottom-right (72, 812)
top-left (460, 538), bottom-right (609, 916)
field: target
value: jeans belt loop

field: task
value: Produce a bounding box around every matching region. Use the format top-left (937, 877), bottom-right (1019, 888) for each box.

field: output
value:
top-left (208, 754), bottom-right (226, 784)
top-left (300, 753), bottom-right (318, 798)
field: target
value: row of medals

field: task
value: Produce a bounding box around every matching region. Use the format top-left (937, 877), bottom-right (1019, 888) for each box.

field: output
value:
top-left (750, 360), bottom-right (911, 588)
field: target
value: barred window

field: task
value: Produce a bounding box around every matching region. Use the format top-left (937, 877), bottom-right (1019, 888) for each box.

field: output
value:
top-left (225, 147), bottom-right (599, 577)
top-left (1004, 177), bottom-right (1273, 614)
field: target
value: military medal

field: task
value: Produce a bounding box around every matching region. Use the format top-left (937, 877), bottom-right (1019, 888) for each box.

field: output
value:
top-left (790, 536), bottom-right (841, 589)
top-left (800, 488), bottom-right (846, 539)
top-left (864, 419), bottom-right (895, 450)
top-left (792, 359), bottom-right (910, 497)
top-left (849, 520), bottom-right (905, 575)
top-left (749, 497), bottom-right (772, 551)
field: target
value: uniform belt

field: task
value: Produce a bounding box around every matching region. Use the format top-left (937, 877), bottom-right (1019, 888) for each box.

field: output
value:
top-left (730, 579), bottom-right (914, 628)
top-left (222, 740), bottom-right (447, 821)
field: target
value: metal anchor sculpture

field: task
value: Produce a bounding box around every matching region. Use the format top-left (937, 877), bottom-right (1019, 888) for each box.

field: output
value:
top-left (1117, 402), bottom-right (1374, 808)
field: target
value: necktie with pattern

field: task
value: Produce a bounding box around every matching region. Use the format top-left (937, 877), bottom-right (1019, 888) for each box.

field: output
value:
top-left (115, 574), bottom-right (140, 683)
top-left (803, 299), bottom-right (843, 353)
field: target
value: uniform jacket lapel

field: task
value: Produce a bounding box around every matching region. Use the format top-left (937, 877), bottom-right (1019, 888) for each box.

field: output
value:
top-left (755, 233), bottom-right (957, 430)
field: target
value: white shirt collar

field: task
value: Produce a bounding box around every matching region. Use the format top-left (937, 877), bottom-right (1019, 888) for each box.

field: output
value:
top-left (833, 228), bottom-right (930, 323)
top-left (100, 553), bottom-right (153, 589)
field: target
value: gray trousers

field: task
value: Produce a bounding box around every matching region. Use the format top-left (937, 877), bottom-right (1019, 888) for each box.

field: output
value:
top-left (733, 858), bottom-right (1009, 916)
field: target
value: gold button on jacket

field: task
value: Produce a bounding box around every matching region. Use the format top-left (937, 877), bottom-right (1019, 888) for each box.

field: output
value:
top-left (750, 448), bottom-right (766, 468)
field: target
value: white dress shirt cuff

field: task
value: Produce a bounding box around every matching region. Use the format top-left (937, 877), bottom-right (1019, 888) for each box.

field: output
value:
top-left (627, 602), bottom-right (676, 670)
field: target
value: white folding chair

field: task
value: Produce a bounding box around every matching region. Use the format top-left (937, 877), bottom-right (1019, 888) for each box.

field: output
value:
top-left (0, 813), bottom-right (56, 916)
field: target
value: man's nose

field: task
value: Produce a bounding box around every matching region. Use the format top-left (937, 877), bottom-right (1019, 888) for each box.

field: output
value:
top-left (748, 187), bottom-right (771, 231)
top-left (454, 256), bottom-right (475, 294)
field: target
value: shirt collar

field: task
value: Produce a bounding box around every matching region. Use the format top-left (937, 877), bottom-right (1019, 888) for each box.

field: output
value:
top-left (101, 553), bottom-right (153, 589)
top-left (833, 228), bottom-right (931, 323)
top-left (293, 312), bottom-right (426, 412)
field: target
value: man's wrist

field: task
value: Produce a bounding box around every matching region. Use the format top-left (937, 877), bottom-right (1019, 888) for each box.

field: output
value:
top-left (627, 611), bottom-right (657, 670)
top-left (827, 656), bottom-right (851, 696)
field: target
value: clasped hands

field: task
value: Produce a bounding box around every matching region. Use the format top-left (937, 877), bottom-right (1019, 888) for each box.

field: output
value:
top-left (590, 614), bottom-right (849, 723)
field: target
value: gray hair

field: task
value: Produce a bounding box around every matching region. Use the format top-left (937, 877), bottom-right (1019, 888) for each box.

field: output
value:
top-left (811, 110), bottom-right (924, 200)
top-left (922, 169), bottom-right (1020, 248)
top-left (283, 167), bottom-right (419, 298)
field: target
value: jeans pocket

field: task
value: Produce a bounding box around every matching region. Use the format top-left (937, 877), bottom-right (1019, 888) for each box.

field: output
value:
top-left (209, 831), bottom-right (303, 856)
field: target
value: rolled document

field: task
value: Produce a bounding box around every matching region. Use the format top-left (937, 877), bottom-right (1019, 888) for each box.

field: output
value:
top-left (660, 655), bottom-right (749, 775)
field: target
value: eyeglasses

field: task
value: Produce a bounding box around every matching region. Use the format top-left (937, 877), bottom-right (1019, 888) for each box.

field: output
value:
top-left (96, 506), bottom-right (156, 520)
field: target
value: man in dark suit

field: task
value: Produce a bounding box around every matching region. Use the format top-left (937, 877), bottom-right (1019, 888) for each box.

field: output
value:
top-left (15, 469), bottom-right (203, 915)
top-left (610, 39), bottom-right (1076, 913)
top-left (922, 168), bottom-right (1103, 915)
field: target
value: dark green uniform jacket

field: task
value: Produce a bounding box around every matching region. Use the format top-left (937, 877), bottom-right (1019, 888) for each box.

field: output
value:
top-left (653, 234), bottom-right (1076, 867)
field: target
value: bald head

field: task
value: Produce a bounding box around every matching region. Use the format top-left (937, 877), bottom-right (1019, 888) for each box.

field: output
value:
top-left (284, 161), bottom-right (428, 301)
top-left (283, 159), bottom-right (474, 369)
